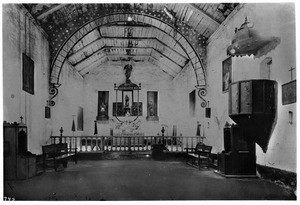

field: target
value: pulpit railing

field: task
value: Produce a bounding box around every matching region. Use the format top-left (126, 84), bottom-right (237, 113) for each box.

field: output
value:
top-left (50, 136), bottom-right (201, 153)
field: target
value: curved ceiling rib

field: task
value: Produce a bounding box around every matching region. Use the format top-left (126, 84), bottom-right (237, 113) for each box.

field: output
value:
top-left (50, 13), bottom-right (207, 87)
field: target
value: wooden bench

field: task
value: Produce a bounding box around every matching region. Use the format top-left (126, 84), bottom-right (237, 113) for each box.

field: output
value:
top-left (185, 143), bottom-right (212, 170)
top-left (42, 143), bottom-right (77, 172)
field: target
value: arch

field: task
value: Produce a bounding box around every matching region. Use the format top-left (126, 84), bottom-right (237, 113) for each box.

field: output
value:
top-left (50, 13), bottom-right (207, 87)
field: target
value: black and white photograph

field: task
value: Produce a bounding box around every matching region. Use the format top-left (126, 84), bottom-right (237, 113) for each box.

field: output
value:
top-left (1, 1), bottom-right (297, 202)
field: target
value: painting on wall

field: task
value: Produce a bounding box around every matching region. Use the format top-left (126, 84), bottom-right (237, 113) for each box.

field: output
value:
top-left (22, 53), bottom-right (34, 95)
top-left (97, 91), bottom-right (109, 120)
top-left (146, 91), bottom-right (158, 121)
top-left (132, 102), bottom-right (142, 116)
top-left (282, 80), bottom-right (296, 105)
top-left (113, 102), bottom-right (124, 116)
top-left (222, 57), bottom-right (232, 93)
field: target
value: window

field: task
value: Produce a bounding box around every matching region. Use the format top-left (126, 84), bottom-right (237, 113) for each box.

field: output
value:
top-left (260, 57), bottom-right (272, 79)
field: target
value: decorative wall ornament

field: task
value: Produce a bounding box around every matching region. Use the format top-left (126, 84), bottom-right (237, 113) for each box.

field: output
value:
top-left (48, 83), bottom-right (61, 107)
top-left (195, 85), bottom-right (207, 108)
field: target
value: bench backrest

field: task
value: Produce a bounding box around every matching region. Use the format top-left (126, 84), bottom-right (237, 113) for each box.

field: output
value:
top-left (195, 143), bottom-right (212, 154)
top-left (42, 143), bottom-right (68, 156)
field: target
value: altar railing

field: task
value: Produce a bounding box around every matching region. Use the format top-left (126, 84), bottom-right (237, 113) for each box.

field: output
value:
top-left (50, 136), bottom-right (202, 153)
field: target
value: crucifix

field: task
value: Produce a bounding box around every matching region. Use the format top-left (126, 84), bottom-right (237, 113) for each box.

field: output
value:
top-left (289, 67), bottom-right (295, 81)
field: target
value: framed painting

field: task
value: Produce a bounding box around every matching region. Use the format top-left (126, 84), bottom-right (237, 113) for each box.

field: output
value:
top-left (97, 91), bottom-right (109, 121)
top-left (113, 102), bottom-right (124, 116)
top-left (146, 91), bottom-right (159, 121)
top-left (222, 57), bottom-right (232, 93)
top-left (282, 80), bottom-right (296, 105)
top-left (22, 53), bottom-right (34, 95)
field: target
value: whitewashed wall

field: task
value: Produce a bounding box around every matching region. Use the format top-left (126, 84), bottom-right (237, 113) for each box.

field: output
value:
top-left (51, 61), bottom-right (84, 137)
top-left (3, 4), bottom-right (52, 154)
top-left (206, 3), bottom-right (296, 172)
top-left (172, 63), bottom-right (206, 137)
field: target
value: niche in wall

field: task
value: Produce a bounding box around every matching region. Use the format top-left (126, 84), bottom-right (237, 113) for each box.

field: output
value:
top-left (189, 90), bottom-right (196, 117)
top-left (77, 106), bottom-right (83, 131)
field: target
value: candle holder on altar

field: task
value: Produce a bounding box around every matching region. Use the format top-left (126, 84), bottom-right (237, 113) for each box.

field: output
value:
top-left (59, 127), bottom-right (63, 144)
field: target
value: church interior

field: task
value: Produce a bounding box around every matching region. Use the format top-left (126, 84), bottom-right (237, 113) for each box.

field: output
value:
top-left (2, 3), bottom-right (297, 200)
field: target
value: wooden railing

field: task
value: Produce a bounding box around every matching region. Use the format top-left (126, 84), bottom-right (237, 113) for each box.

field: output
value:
top-left (50, 136), bottom-right (202, 153)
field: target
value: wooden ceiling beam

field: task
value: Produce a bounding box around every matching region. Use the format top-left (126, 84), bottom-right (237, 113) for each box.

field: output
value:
top-left (37, 4), bottom-right (66, 20)
top-left (148, 56), bottom-right (177, 78)
top-left (72, 45), bottom-right (182, 70)
top-left (69, 36), bottom-right (188, 63)
top-left (187, 3), bottom-right (221, 26)
top-left (104, 46), bottom-right (181, 67)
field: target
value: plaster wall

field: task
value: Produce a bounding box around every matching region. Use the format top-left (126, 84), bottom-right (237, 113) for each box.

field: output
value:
top-left (3, 4), bottom-right (51, 154)
top-left (206, 3), bottom-right (296, 172)
top-left (172, 64), bottom-right (206, 137)
top-left (51, 61), bottom-right (84, 137)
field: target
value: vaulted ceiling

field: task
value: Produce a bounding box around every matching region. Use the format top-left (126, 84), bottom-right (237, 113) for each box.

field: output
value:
top-left (24, 3), bottom-right (239, 84)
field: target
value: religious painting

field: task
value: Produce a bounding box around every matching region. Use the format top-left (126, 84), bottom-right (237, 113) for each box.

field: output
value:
top-left (113, 102), bottom-right (124, 116)
top-left (77, 106), bottom-right (83, 131)
top-left (97, 91), bottom-right (109, 121)
top-left (147, 91), bottom-right (158, 121)
top-left (189, 90), bottom-right (196, 117)
top-left (22, 53), bottom-right (34, 95)
top-left (222, 57), bottom-right (232, 93)
top-left (282, 80), bottom-right (296, 105)
top-left (132, 102), bottom-right (142, 116)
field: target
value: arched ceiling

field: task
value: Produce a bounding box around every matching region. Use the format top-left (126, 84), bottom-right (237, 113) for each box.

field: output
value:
top-left (24, 3), bottom-right (239, 85)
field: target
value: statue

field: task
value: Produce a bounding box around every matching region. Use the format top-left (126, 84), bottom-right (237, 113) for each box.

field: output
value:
top-left (124, 64), bottom-right (133, 83)
top-left (125, 95), bottom-right (130, 108)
